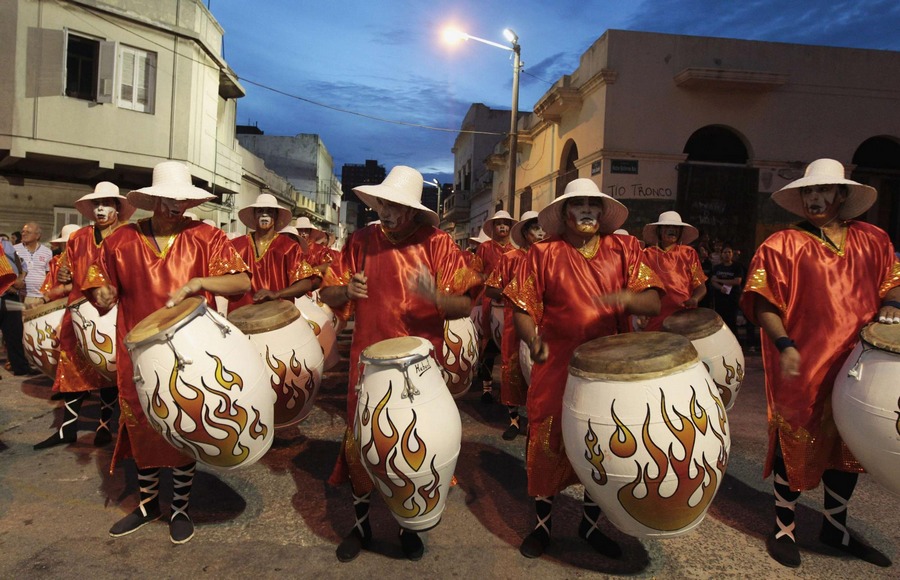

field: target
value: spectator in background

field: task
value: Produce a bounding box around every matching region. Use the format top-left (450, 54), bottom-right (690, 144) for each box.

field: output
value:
top-left (15, 222), bottom-right (53, 308)
top-left (697, 244), bottom-right (715, 309)
top-left (12, 231), bottom-right (22, 245)
top-left (1, 237), bottom-right (38, 375)
top-left (709, 243), bottom-right (745, 335)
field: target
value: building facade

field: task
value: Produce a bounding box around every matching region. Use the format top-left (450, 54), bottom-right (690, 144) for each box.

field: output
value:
top-left (0, 0), bottom-right (262, 236)
top-left (341, 159), bottom-right (386, 231)
top-left (473, 30), bottom-right (900, 255)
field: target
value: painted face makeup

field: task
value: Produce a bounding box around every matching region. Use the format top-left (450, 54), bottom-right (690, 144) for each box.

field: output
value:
top-left (376, 199), bottom-right (415, 232)
top-left (525, 222), bottom-right (545, 245)
top-left (255, 208), bottom-right (275, 229)
top-left (564, 197), bottom-right (604, 235)
top-left (800, 185), bottom-right (844, 221)
top-left (493, 219), bottom-right (512, 239)
top-left (92, 199), bottom-right (118, 225)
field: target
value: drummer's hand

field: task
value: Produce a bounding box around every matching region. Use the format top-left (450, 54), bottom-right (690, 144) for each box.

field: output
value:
top-left (57, 265), bottom-right (72, 284)
top-left (529, 335), bottom-right (549, 363)
top-left (634, 315), bottom-right (649, 330)
top-left (780, 347), bottom-right (801, 379)
top-left (682, 297), bottom-right (699, 308)
top-left (94, 285), bottom-right (118, 309)
top-left (877, 303), bottom-right (900, 324)
top-left (253, 289), bottom-right (278, 303)
top-left (595, 290), bottom-right (634, 310)
top-left (407, 264), bottom-right (436, 303)
top-left (167, 278), bottom-right (202, 308)
top-left (346, 272), bottom-right (368, 300)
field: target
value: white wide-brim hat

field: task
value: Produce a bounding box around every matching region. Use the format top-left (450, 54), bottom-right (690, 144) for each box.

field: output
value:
top-left (128, 161), bottom-right (215, 211)
top-left (238, 193), bottom-right (292, 230)
top-left (279, 225), bottom-right (300, 238)
top-left (74, 181), bottom-right (136, 222)
top-left (643, 211), bottom-right (699, 245)
top-left (469, 229), bottom-right (490, 244)
top-left (183, 212), bottom-right (199, 221)
top-left (613, 228), bottom-right (630, 236)
top-left (353, 165), bottom-right (439, 227)
top-left (538, 178), bottom-right (628, 236)
top-left (483, 210), bottom-right (518, 240)
top-left (771, 158), bottom-right (876, 220)
top-left (294, 217), bottom-right (327, 242)
top-left (511, 210), bottom-right (540, 248)
top-left (51, 224), bottom-right (81, 244)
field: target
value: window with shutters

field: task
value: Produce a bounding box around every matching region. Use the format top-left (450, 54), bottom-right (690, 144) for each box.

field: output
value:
top-left (117, 45), bottom-right (156, 113)
top-left (65, 34), bottom-right (99, 100)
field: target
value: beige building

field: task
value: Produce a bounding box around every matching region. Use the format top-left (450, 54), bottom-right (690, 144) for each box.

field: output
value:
top-left (0, 0), bottom-right (302, 238)
top-left (471, 30), bottom-right (900, 254)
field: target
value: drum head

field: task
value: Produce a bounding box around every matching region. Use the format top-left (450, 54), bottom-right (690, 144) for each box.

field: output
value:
top-left (125, 296), bottom-right (205, 346)
top-left (570, 331), bottom-right (698, 381)
top-left (860, 322), bottom-right (900, 354)
top-left (363, 336), bottom-right (429, 361)
top-left (22, 297), bottom-right (69, 322)
top-left (229, 299), bottom-right (301, 334)
top-left (662, 308), bottom-right (723, 341)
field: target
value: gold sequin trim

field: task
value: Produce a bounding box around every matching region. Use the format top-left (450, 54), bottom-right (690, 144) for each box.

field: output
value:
top-left (443, 266), bottom-right (481, 295)
top-left (290, 260), bottom-right (320, 284)
top-left (506, 273), bottom-right (543, 324)
top-left (746, 268), bottom-right (786, 313)
top-left (691, 261), bottom-right (707, 286)
top-left (82, 263), bottom-right (108, 289)
top-left (628, 262), bottom-right (663, 293)
top-left (120, 397), bottom-right (139, 428)
top-left (879, 261), bottom-right (900, 297)
top-left (209, 250), bottom-right (249, 277)
top-left (484, 268), bottom-right (503, 290)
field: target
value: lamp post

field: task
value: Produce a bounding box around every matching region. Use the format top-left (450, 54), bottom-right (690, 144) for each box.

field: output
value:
top-left (443, 27), bottom-right (522, 217)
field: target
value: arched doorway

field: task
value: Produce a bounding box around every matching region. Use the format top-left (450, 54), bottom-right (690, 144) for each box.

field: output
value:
top-left (556, 140), bottom-right (579, 198)
top-left (852, 136), bottom-right (900, 248)
top-left (677, 126), bottom-right (758, 254)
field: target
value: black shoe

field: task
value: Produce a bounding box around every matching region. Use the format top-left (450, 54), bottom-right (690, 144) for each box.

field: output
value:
top-left (336, 529), bottom-right (371, 562)
top-left (820, 529), bottom-right (891, 567)
top-left (579, 520), bottom-right (622, 558)
top-left (93, 427), bottom-right (113, 447)
top-left (50, 391), bottom-right (65, 401)
top-left (169, 512), bottom-right (194, 545)
top-left (501, 423), bottom-right (520, 441)
top-left (33, 432), bottom-right (76, 450)
top-left (480, 391), bottom-right (493, 404)
top-left (519, 529), bottom-right (550, 558)
top-left (399, 530), bottom-right (424, 561)
top-left (766, 532), bottom-right (801, 568)
top-left (109, 507), bottom-right (161, 537)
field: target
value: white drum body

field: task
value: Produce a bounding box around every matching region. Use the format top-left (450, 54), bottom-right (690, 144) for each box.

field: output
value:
top-left (689, 326), bottom-right (744, 411)
top-left (489, 303), bottom-right (504, 349)
top-left (127, 300), bottom-right (275, 470)
top-left (22, 298), bottom-right (67, 379)
top-left (562, 334), bottom-right (730, 538)
top-left (833, 339), bottom-right (900, 496)
top-left (518, 340), bottom-right (534, 385)
top-left (68, 298), bottom-right (118, 381)
top-left (296, 294), bottom-right (340, 370)
top-left (442, 317), bottom-right (479, 399)
top-left (663, 309), bottom-right (744, 411)
top-left (356, 336), bottom-right (461, 531)
top-left (231, 304), bottom-right (325, 428)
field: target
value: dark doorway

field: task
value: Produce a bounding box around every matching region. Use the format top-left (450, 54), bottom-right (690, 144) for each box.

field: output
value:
top-left (677, 126), bottom-right (758, 255)
top-left (852, 136), bottom-right (900, 248)
top-left (556, 140), bottom-right (579, 198)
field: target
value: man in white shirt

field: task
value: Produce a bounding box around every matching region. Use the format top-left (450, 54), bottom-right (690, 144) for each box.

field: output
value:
top-left (14, 222), bottom-right (53, 308)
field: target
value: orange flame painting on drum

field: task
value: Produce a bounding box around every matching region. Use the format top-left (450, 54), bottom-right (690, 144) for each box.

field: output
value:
top-left (148, 353), bottom-right (268, 468)
top-left (72, 317), bottom-right (115, 375)
top-left (704, 357), bottom-right (744, 410)
top-left (264, 346), bottom-right (319, 427)
top-left (24, 321), bottom-right (61, 377)
top-left (441, 319), bottom-right (478, 399)
top-left (356, 383), bottom-right (442, 519)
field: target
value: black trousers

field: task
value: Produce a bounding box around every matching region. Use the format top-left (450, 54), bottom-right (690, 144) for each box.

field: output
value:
top-left (0, 296), bottom-right (30, 373)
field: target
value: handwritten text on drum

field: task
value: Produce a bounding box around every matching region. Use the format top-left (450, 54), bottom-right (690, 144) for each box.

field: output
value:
top-left (415, 359), bottom-right (432, 376)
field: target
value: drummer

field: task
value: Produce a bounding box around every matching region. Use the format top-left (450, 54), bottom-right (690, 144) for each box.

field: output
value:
top-left (85, 161), bottom-right (250, 545)
top-left (504, 178), bottom-right (663, 559)
top-left (293, 216), bottom-right (336, 278)
top-left (475, 210), bottom-right (517, 404)
top-left (483, 210), bottom-right (544, 440)
top-left (637, 211), bottom-right (707, 331)
top-left (35, 184), bottom-right (135, 449)
top-left (228, 195), bottom-right (320, 311)
top-left (740, 158), bottom-right (899, 569)
top-left (319, 165), bottom-right (480, 563)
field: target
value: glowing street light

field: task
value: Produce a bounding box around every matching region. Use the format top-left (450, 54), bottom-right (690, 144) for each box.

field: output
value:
top-left (443, 26), bottom-right (522, 217)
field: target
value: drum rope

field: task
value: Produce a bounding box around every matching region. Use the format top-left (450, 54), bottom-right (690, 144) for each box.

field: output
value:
top-left (846, 343), bottom-right (874, 381)
top-left (203, 310), bottom-right (232, 338)
top-left (165, 335), bottom-right (193, 372)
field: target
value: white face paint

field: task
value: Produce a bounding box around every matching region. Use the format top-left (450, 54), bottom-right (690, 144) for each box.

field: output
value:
top-left (92, 199), bottom-right (118, 225)
top-left (255, 208), bottom-right (274, 230)
top-left (525, 222), bottom-right (545, 245)
top-left (376, 199), bottom-right (416, 232)
top-left (493, 219), bottom-right (512, 240)
top-left (800, 185), bottom-right (844, 222)
top-left (564, 197), bottom-right (604, 235)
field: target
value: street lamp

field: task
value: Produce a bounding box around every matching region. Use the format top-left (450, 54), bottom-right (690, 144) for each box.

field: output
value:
top-left (443, 27), bottom-right (521, 217)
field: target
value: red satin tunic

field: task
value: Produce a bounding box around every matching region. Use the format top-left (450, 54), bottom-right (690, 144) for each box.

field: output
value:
top-left (476, 239), bottom-right (514, 337)
top-left (740, 221), bottom-right (900, 490)
top-left (85, 219), bottom-right (249, 470)
top-left (642, 244), bottom-right (707, 331)
top-left (505, 234), bottom-right (663, 497)
top-left (484, 246), bottom-right (528, 406)
top-left (322, 223), bottom-right (480, 493)
top-left (228, 233), bottom-right (318, 311)
top-left (42, 226), bottom-right (118, 393)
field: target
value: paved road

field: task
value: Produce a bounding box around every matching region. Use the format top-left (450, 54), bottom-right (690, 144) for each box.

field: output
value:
top-left (0, 335), bottom-right (896, 579)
